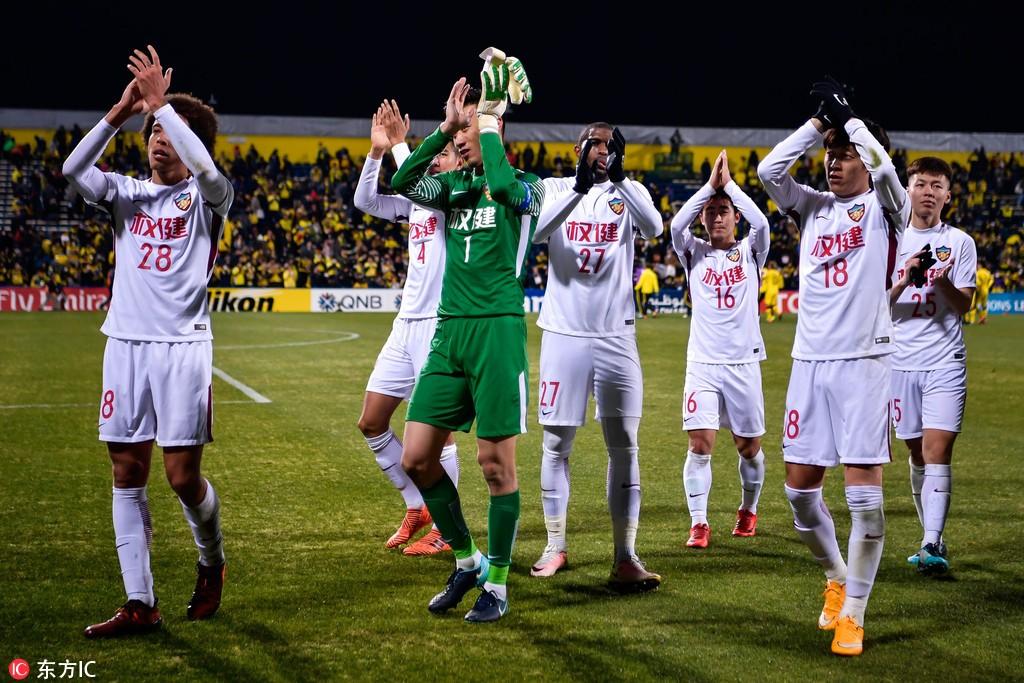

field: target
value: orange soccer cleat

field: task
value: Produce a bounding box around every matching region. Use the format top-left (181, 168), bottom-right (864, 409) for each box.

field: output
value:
top-left (818, 579), bottom-right (846, 631)
top-left (403, 528), bottom-right (451, 556)
top-left (831, 615), bottom-right (864, 656)
top-left (385, 505), bottom-right (432, 549)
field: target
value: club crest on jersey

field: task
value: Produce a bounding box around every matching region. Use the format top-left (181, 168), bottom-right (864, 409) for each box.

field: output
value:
top-left (726, 247), bottom-right (741, 262)
top-left (174, 191), bottom-right (192, 211)
top-left (608, 198), bottom-right (625, 215)
top-left (936, 245), bottom-right (952, 262)
top-left (847, 203), bottom-right (865, 222)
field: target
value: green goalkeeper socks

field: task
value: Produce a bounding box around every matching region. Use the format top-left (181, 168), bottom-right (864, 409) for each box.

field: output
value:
top-left (420, 473), bottom-right (475, 560)
top-left (486, 489), bottom-right (520, 585)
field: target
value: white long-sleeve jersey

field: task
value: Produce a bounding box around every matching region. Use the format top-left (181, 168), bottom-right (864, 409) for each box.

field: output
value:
top-left (534, 177), bottom-right (663, 336)
top-left (891, 223), bottom-right (977, 370)
top-left (758, 119), bottom-right (909, 361)
top-left (354, 143), bottom-right (445, 319)
top-left (671, 181), bottom-right (770, 364)
top-left (62, 105), bottom-right (234, 342)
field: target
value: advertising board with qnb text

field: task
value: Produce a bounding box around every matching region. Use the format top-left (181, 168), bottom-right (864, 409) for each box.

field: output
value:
top-left (4, 287), bottom-right (1022, 315)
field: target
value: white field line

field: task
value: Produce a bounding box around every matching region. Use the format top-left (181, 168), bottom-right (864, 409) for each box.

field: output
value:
top-left (3, 329), bottom-right (360, 410)
top-left (0, 400), bottom-right (256, 410)
top-left (217, 329), bottom-right (360, 350)
top-left (211, 367), bottom-right (272, 404)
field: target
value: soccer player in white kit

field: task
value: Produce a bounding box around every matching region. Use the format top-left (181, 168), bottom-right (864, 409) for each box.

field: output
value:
top-left (354, 100), bottom-right (462, 556)
top-left (757, 76), bottom-right (910, 656)
top-left (670, 150), bottom-right (770, 548)
top-left (62, 46), bottom-right (232, 638)
top-left (529, 124), bottom-right (664, 591)
top-left (889, 157), bottom-right (976, 575)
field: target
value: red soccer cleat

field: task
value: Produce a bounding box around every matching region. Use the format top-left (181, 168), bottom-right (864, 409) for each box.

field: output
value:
top-left (84, 599), bottom-right (162, 638)
top-left (385, 506), bottom-right (432, 549)
top-left (685, 523), bottom-right (711, 549)
top-left (402, 528), bottom-right (451, 556)
top-left (732, 509), bottom-right (758, 537)
top-left (188, 561), bottom-right (225, 620)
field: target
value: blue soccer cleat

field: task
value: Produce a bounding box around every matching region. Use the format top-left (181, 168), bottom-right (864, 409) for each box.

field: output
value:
top-left (916, 542), bottom-right (950, 576)
top-left (427, 555), bottom-right (490, 614)
top-left (464, 589), bottom-right (508, 623)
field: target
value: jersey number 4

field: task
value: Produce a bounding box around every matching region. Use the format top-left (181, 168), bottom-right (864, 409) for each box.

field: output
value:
top-left (139, 243), bottom-right (172, 272)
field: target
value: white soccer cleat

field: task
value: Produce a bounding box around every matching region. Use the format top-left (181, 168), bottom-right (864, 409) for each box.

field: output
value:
top-left (530, 545), bottom-right (568, 577)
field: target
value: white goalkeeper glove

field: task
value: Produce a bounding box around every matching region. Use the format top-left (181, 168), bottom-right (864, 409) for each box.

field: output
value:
top-left (478, 47), bottom-right (509, 133)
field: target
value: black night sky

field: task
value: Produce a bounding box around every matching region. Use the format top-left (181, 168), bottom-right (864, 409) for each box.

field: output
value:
top-left (2, 1), bottom-right (1016, 133)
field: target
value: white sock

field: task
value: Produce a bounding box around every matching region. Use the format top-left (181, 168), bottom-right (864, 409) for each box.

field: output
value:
top-left (541, 426), bottom-right (575, 551)
top-left (843, 485), bottom-right (885, 625)
top-left (179, 479), bottom-right (225, 567)
top-left (922, 464), bottom-right (951, 546)
top-left (483, 582), bottom-right (507, 602)
top-left (842, 596), bottom-right (868, 626)
top-left (785, 485), bottom-right (847, 582)
top-left (607, 446), bottom-right (640, 563)
top-left (738, 450), bottom-right (765, 513)
top-left (440, 443), bottom-right (460, 487)
top-left (909, 458), bottom-right (926, 529)
top-left (113, 486), bottom-right (155, 606)
top-left (455, 549), bottom-right (483, 572)
top-left (604, 418), bottom-right (641, 563)
top-left (683, 451), bottom-right (712, 526)
top-left (366, 429), bottom-right (423, 508)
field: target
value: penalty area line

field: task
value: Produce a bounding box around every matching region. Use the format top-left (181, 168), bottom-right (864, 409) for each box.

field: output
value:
top-left (212, 367), bottom-right (272, 404)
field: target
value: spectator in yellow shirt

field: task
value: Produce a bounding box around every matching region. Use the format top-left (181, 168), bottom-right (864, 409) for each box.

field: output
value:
top-left (967, 263), bottom-right (994, 324)
top-left (760, 261), bottom-right (785, 322)
top-left (635, 263), bottom-right (660, 318)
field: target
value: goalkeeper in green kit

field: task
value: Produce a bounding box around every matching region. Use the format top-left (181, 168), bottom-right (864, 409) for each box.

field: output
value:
top-left (392, 49), bottom-right (541, 623)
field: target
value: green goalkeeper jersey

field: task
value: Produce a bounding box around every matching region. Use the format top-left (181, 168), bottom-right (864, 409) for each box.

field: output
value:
top-left (392, 127), bottom-right (544, 318)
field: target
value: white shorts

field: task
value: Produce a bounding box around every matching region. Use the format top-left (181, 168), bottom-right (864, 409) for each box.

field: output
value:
top-left (537, 332), bottom-right (643, 426)
top-left (99, 337), bottom-right (213, 447)
top-left (782, 357), bottom-right (892, 467)
top-left (891, 365), bottom-right (967, 439)
top-left (682, 362), bottom-right (765, 437)
top-left (365, 317), bottom-right (438, 399)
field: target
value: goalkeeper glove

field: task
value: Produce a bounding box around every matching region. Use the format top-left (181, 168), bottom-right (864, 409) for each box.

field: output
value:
top-left (606, 127), bottom-right (626, 183)
top-left (478, 48), bottom-right (509, 133)
top-left (810, 75), bottom-right (855, 129)
top-left (908, 244), bottom-right (937, 287)
top-left (506, 56), bottom-right (533, 104)
top-left (573, 139), bottom-right (598, 194)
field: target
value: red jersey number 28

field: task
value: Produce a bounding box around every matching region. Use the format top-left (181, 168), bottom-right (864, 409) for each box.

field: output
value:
top-left (139, 243), bottom-right (172, 272)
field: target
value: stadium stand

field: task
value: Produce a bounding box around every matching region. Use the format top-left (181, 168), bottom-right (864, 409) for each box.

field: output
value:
top-left (2, 125), bottom-right (1021, 293)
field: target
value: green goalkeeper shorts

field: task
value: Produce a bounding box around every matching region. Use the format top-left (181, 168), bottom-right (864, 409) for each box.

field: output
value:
top-left (407, 315), bottom-right (528, 438)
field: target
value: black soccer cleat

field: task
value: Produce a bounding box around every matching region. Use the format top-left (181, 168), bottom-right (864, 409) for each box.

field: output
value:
top-left (427, 556), bottom-right (489, 614)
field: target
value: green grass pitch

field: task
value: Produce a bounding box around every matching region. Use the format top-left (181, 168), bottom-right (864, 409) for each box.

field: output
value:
top-left (1, 312), bottom-right (1022, 681)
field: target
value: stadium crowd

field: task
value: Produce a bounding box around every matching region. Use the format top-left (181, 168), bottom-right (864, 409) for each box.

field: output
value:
top-left (2, 126), bottom-right (1022, 294)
